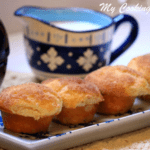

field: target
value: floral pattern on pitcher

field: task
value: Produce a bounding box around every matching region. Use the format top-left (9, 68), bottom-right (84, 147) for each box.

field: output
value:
top-left (40, 47), bottom-right (65, 71)
top-left (76, 49), bottom-right (98, 72)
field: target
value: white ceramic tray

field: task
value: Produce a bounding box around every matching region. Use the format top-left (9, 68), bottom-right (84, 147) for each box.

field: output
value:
top-left (0, 98), bottom-right (150, 150)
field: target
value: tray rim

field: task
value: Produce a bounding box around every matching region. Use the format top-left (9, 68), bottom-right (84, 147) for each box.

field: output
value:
top-left (0, 108), bottom-right (150, 150)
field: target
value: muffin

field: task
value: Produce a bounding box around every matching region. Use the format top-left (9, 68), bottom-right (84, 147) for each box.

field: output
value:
top-left (128, 54), bottom-right (150, 101)
top-left (0, 83), bottom-right (62, 134)
top-left (85, 65), bottom-right (150, 115)
top-left (42, 77), bottom-right (104, 125)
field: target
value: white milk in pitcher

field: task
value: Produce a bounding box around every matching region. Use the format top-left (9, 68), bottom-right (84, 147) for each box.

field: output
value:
top-left (50, 21), bottom-right (102, 31)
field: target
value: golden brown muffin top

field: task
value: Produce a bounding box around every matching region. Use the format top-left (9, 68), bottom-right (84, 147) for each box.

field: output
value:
top-left (128, 54), bottom-right (150, 84)
top-left (85, 65), bottom-right (150, 97)
top-left (0, 83), bottom-right (62, 120)
top-left (42, 77), bottom-right (104, 108)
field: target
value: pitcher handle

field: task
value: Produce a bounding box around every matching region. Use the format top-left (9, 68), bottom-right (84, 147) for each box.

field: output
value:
top-left (110, 14), bottom-right (139, 63)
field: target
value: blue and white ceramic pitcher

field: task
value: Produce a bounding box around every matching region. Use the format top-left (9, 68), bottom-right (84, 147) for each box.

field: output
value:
top-left (15, 6), bottom-right (138, 80)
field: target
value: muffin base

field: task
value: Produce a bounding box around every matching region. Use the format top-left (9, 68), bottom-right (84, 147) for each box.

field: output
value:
top-left (55, 104), bottom-right (98, 125)
top-left (1, 111), bottom-right (53, 134)
top-left (97, 95), bottom-right (135, 115)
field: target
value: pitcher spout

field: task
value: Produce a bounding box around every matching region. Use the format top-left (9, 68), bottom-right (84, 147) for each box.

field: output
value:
top-left (14, 6), bottom-right (51, 25)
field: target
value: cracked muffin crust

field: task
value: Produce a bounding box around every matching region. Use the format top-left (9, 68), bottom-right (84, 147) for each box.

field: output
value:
top-left (42, 77), bottom-right (104, 125)
top-left (0, 82), bottom-right (62, 133)
top-left (85, 65), bottom-right (150, 115)
top-left (128, 54), bottom-right (150, 101)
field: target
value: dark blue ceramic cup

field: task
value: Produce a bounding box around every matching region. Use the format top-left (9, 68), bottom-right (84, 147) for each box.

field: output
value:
top-left (15, 6), bottom-right (138, 80)
top-left (0, 20), bottom-right (9, 86)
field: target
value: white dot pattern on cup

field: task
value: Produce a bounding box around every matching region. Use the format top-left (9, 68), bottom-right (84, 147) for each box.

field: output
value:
top-left (36, 47), bottom-right (41, 52)
top-left (98, 62), bottom-right (103, 67)
top-left (66, 64), bottom-right (72, 69)
top-left (37, 61), bottom-right (41, 66)
top-left (100, 47), bottom-right (104, 52)
top-left (68, 52), bottom-right (73, 57)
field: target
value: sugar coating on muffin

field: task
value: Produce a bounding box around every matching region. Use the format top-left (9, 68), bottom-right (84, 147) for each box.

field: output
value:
top-left (42, 77), bottom-right (104, 125)
top-left (85, 65), bottom-right (150, 97)
top-left (128, 54), bottom-right (150, 84)
top-left (85, 65), bottom-right (150, 115)
top-left (0, 82), bottom-right (62, 120)
top-left (42, 77), bottom-right (103, 109)
top-left (128, 54), bottom-right (150, 101)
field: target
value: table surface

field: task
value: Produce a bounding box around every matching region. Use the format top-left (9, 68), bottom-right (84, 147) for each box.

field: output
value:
top-left (2, 10), bottom-right (150, 150)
